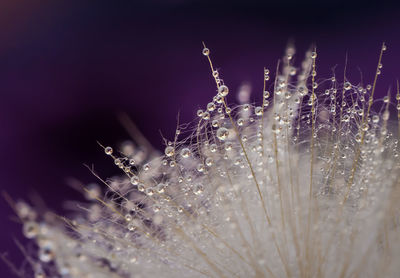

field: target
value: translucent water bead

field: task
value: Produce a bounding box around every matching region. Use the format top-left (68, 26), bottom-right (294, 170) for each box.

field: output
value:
top-left (216, 127), bottom-right (229, 141)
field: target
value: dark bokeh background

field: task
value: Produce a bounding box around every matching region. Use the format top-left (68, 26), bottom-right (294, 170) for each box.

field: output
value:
top-left (1, 0), bottom-right (400, 276)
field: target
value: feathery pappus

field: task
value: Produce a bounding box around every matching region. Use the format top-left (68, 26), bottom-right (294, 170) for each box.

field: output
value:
top-left (4, 43), bottom-right (400, 278)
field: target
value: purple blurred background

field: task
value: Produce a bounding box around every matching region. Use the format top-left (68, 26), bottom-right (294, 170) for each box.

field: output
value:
top-left (1, 0), bottom-right (399, 275)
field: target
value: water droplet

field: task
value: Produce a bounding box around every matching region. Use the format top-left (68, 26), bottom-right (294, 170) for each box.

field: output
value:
top-left (127, 223), bottom-right (136, 231)
top-left (255, 106), bottom-right (263, 116)
top-left (156, 183), bottom-right (165, 193)
top-left (361, 123), bottom-right (369, 131)
top-left (125, 214), bottom-right (132, 222)
top-left (202, 111), bottom-right (210, 120)
top-left (311, 51), bottom-right (317, 59)
top-left (383, 96), bottom-right (389, 103)
top-left (212, 120), bottom-right (219, 128)
top-left (180, 148), bottom-right (191, 158)
top-left (153, 205), bottom-right (161, 213)
top-left (217, 127), bottom-right (229, 141)
top-left (23, 221), bottom-right (39, 239)
top-left (218, 85), bottom-right (229, 97)
top-left (39, 241), bottom-right (54, 262)
top-left (210, 144), bottom-right (218, 152)
top-left (137, 183), bottom-right (145, 192)
top-left (145, 188), bottom-right (154, 196)
top-left (197, 164), bottom-right (205, 172)
top-left (202, 48), bottom-right (210, 56)
top-left (164, 146), bottom-right (175, 157)
top-left (207, 102), bottom-right (216, 112)
top-left (205, 157), bottom-right (214, 166)
top-left (130, 175), bottom-right (139, 185)
top-left (105, 147), bottom-right (113, 155)
top-left (194, 184), bottom-right (204, 195)
top-left (225, 142), bottom-right (233, 151)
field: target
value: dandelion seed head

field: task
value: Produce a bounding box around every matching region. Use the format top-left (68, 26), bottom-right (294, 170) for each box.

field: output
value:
top-left (9, 43), bottom-right (400, 278)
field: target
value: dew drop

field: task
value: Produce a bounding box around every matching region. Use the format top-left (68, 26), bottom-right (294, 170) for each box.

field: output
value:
top-left (105, 147), bottom-right (113, 155)
top-left (311, 51), bottom-right (317, 59)
top-left (225, 142), bottom-right (233, 151)
top-left (217, 127), bottom-right (229, 141)
top-left (164, 146), bottom-right (175, 157)
top-left (207, 102), bottom-right (216, 112)
top-left (127, 223), bottom-right (137, 231)
top-left (180, 148), bottom-right (191, 158)
top-left (194, 184), bottom-right (204, 195)
top-left (218, 85), bottom-right (229, 97)
top-left (202, 111), bottom-right (210, 120)
top-left (125, 214), bottom-right (132, 222)
top-left (156, 183), bottom-right (165, 193)
top-left (130, 175), bottom-right (139, 185)
top-left (197, 164), bottom-right (205, 172)
top-left (212, 120), bottom-right (219, 128)
top-left (383, 96), bottom-right (389, 103)
top-left (23, 221), bottom-right (39, 239)
top-left (39, 242), bottom-right (54, 263)
top-left (372, 115), bottom-right (380, 124)
top-left (255, 106), bottom-right (263, 116)
top-left (205, 157), bottom-right (214, 166)
top-left (361, 123), bottom-right (369, 131)
top-left (137, 183), bottom-right (145, 192)
top-left (145, 188), bottom-right (154, 196)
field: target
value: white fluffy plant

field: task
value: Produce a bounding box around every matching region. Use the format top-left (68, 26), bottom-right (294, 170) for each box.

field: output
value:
top-left (6, 43), bottom-right (400, 278)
